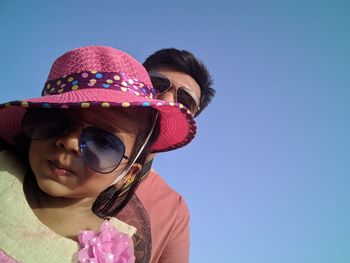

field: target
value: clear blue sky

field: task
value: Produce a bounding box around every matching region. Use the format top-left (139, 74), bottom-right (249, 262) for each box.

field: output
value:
top-left (1, 0), bottom-right (349, 262)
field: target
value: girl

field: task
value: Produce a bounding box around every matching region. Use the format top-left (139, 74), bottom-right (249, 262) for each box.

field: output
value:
top-left (0, 46), bottom-right (196, 263)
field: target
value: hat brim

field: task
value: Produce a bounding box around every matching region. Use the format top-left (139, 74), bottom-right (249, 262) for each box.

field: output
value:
top-left (0, 88), bottom-right (196, 152)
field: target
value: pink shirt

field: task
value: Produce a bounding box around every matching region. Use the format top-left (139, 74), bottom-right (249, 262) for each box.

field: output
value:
top-left (117, 170), bottom-right (190, 263)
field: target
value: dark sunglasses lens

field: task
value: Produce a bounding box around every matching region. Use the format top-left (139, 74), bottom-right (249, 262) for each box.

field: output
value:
top-left (22, 109), bottom-right (70, 139)
top-left (177, 88), bottom-right (198, 113)
top-left (80, 127), bottom-right (126, 173)
top-left (149, 74), bottom-right (171, 93)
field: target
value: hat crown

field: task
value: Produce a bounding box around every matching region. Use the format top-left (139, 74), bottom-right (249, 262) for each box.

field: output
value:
top-left (43, 46), bottom-right (155, 98)
top-left (47, 46), bottom-right (151, 86)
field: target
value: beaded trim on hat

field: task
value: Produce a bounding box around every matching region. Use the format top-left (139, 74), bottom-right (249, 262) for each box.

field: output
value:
top-left (42, 70), bottom-right (157, 99)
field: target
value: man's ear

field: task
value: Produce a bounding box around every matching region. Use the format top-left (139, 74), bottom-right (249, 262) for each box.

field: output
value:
top-left (115, 163), bottom-right (142, 189)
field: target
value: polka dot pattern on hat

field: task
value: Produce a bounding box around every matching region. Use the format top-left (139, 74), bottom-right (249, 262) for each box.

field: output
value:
top-left (42, 71), bottom-right (156, 99)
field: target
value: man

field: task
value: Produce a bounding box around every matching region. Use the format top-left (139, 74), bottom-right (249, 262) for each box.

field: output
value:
top-left (117, 48), bottom-right (215, 263)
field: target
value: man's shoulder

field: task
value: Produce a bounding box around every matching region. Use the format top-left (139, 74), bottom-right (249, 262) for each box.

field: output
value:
top-left (119, 169), bottom-right (190, 263)
top-left (137, 169), bottom-right (182, 199)
top-left (135, 169), bottom-right (189, 213)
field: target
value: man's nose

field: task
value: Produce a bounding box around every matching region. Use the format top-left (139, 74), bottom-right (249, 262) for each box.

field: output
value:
top-left (157, 88), bottom-right (176, 102)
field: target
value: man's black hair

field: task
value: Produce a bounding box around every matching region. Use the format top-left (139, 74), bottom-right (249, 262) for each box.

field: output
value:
top-left (143, 48), bottom-right (215, 117)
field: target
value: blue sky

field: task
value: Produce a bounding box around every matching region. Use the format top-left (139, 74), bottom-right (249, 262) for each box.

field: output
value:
top-left (1, 0), bottom-right (349, 262)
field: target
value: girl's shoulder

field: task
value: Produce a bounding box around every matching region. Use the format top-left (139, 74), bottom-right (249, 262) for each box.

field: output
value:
top-left (108, 217), bottom-right (137, 237)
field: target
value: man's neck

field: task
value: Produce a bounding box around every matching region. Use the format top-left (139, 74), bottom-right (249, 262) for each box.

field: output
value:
top-left (146, 153), bottom-right (156, 162)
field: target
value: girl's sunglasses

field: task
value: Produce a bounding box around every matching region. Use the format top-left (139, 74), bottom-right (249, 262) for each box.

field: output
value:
top-left (149, 72), bottom-right (200, 115)
top-left (22, 108), bottom-right (129, 174)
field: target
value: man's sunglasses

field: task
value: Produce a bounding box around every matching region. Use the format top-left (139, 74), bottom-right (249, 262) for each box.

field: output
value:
top-left (149, 72), bottom-right (200, 115)
top-left (22, 108), bottom-right (129, 174)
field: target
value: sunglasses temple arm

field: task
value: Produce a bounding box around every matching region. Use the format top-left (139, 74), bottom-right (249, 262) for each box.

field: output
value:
top-left (111, 111), bottom-right (159, 185)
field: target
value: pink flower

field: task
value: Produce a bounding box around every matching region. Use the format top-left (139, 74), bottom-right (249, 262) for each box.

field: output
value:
top-left (78, 220), bottom-right (135, 263)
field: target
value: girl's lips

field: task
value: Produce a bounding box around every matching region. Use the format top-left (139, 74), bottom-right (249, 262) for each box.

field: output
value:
top-left (48, 160), bottom-right (75, 177)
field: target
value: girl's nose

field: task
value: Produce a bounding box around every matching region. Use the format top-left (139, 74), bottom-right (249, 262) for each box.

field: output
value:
top-left (55, 125), bottom-right (81, 155)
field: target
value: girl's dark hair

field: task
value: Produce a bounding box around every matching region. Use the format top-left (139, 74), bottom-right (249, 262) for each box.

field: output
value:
top-left (1, 132), bottom-right (30, 158)
top-left (0, 138), bottom-right (9, 152)
top-left (92, 108), bottom-right (160, 218)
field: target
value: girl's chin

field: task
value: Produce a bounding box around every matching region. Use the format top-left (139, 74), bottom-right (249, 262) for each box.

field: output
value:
top-left (35, 179), bottom-right (72, 198)
top-left (36, 181), bottom-right (100, 200)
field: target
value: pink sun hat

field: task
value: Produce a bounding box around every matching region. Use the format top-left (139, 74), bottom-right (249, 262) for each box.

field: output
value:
top-left (0, 46), bottom-right (196, 152)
